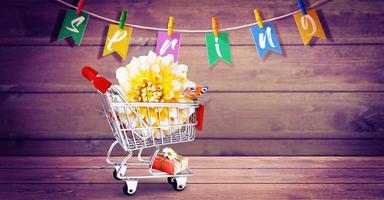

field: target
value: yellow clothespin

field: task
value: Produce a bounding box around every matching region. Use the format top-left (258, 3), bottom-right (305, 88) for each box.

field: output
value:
top-left (167, 16), bottom-right (174, 36)
top-left (254, 9), bottom-right (263, 29)
top-left (211, 16), bottom-right (219, 37)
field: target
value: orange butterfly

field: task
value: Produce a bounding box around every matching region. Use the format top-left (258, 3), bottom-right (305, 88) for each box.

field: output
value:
top-left (182, 86), bottom-right (208, 100)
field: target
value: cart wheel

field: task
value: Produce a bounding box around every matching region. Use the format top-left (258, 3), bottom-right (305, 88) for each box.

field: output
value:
top-left (167, 177), bottom-right (175, 184)
top-left (172, 177), bottom-right (187, 192)
top-left (123, 180), bottom-right (138, 196)
top-left (113, 170), bottom-right (121, 180)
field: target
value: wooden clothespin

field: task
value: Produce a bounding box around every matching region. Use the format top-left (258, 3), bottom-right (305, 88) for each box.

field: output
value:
top-left (297, 0), bottom-right (307, 15)
top-left (211, 16), bottom-right (219, 37)
top-left (167, 16), bottom-right (174, 36)
top-left (254, 9), bottom-right (263, 29)
top-left (119, 9), bottom-right (127, 29)
top-left (76, 0), bottom-right (85, 15)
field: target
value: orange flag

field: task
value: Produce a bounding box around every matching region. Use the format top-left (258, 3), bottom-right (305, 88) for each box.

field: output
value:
top-left (293, 9), bottom-right (327, 45)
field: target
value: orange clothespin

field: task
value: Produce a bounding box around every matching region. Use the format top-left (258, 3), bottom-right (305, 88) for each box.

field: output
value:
top-left (211, 16), bottom-right (219, 37)
top-left (167, 16), bottom-right (174, 36)
top-left (254, 9), bottom-right (263, 29)
top-left (76, 0), bottom-right (85, 15)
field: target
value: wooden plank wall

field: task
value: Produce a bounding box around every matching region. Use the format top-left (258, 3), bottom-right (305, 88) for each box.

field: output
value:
top-left (0, 0), bottom-right (383, 156)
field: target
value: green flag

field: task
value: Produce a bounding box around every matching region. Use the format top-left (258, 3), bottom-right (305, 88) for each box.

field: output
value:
top-left (58, 9), bottom-right (89, 45)
top-left (205, 32), bottom-right (232, 67)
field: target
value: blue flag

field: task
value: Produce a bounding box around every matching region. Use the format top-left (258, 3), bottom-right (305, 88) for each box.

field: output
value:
top-left (250, 22), bottom-right (282, 58)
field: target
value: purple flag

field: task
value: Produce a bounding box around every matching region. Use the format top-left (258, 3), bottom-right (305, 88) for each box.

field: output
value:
top-left (155, 31), bottom-right (181, 62)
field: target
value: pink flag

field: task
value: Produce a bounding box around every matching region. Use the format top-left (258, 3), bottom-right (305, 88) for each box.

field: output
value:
top-left (155, 31), bottom-right (181, 62)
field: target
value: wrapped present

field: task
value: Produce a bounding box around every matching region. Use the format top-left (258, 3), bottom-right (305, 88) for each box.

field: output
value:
top-left (152, 148), bottom-right (188, 175)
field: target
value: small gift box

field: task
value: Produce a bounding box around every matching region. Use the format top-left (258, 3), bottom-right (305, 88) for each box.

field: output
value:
top-left (152, 148), bottom-right (188, 175)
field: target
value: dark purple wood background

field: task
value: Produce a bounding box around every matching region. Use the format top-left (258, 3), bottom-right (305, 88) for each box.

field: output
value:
top-left (0, 0), bottom-right (384, 156)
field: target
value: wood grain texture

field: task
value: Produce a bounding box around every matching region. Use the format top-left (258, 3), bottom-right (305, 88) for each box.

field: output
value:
top-left (0, 156), bottom-right (383, 199)
top-left (1, 93), bottom-right (383, 139)
top-left (1, 139), bottom-right (383, 156)
top-left (1, 0), bottom-right (384, 45)
top-left (0, 45), bottom-right (383, 93)
top-left (2, 168), bottom-right (384, 184)
top-left (1, 156), bottom-right (384, 169)
top-left (1, 184), bottom-right (383, 200)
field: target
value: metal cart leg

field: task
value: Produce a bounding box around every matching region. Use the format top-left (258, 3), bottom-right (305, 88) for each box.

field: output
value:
top-left (106, 140), bottom-right (119, 165)
top-left (148, 146), bottom-right (161, 175)
top-left (114, 150), bottom-right (132, 179)
top-left (137, 148), bottom-right (147, 162)
top-left (106, 141), bottom-right (131, 180)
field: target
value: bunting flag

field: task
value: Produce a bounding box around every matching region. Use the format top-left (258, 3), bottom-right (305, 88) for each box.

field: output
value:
top-left (155, 31), bottom-right (181, 62)
top-left (205, 32), bottom-right (232, 67)
top-left (250, 22), bottom-right (282, 59)
top-left (53, 0), bottom-right (332, 66)
top-left (293, 9), bottom-right (327, 45)
top-left (103, 24), bottom-right (133, 60)
top-left (57, 9), bottom-right (89, 45)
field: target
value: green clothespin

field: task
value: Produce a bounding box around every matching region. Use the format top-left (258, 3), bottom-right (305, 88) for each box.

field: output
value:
top-left (119, 9), bottom-right (127, 29)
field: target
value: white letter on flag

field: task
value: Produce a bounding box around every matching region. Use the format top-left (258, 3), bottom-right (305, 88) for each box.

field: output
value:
top-left (107, 30), bottom-right (127, 50)
top-left (65, 16), bottom-right (85, 33)
top-left (300, 15), bottom-right (317, 35)
top-left (258, 27), bottom-right (275, 49)
top-left (159, 39), bottom-right (178, 56)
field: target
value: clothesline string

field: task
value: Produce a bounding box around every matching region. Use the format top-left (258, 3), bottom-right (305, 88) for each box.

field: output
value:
top-left (53, 0), bottom-right (330, 33)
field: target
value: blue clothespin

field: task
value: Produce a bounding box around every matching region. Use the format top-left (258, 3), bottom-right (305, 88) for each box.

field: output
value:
top-left (297, 0), bottom-right (307, 15)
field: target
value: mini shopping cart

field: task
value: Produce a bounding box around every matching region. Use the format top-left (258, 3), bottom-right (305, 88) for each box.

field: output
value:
top-left (81, 66), bottom-right (205, 196)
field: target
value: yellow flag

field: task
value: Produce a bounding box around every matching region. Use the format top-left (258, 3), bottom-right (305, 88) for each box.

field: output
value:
top-left (103, 24), bottom-right (132, 60)
top-left (293, 9), bottom-right (327, 45)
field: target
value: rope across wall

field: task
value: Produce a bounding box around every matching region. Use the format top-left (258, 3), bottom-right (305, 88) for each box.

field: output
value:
top-left (53, 0), bottom-right (330, 33)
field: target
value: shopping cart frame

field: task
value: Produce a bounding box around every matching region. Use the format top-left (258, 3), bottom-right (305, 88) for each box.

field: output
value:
top-left (82, 66), bottom-right (204, 195)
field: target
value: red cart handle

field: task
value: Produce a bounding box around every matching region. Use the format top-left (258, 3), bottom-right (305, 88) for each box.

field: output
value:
top-left (196, 104), bottom-right (205, 131)
top-left (81, 66), bottom-right (112, 93)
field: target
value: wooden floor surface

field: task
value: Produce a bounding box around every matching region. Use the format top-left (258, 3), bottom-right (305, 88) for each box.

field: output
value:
top-left (0, 156), bottom-right (383, 199)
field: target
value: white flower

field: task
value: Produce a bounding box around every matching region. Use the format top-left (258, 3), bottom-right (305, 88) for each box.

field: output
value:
top-left (115, 51), bottom-right (195, 138)
top-left (162, 147), bottom-right (178, 161)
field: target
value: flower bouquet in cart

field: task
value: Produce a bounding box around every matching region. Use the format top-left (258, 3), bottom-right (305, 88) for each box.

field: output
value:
top-left (115, 51), bottom-right (207, 138)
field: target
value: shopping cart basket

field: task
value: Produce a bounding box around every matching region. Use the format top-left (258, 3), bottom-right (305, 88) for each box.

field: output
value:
top-left (81, 66), bottom-right (205, 195)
